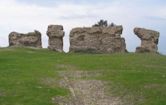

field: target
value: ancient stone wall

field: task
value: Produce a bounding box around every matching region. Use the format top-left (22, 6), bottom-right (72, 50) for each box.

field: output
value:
top-left (9, 30), bottom-right (42, 48)
top-left (7, 24), bottom-right (161, 54)
top-left (134, 27), bottom-right (160, 53)
top-left (70, 25), bottom-right (127, 53)
top-left (47, 25), bottom-right (64, 52)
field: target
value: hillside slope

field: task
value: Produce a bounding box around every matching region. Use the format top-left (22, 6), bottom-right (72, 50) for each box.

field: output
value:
top-left (0, 47), bottom-right (166, 105)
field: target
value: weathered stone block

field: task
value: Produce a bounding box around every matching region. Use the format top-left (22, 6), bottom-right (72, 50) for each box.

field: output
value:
top-left (70, 25), bottom-right (127, 53)
top-left (134, 27), bottom-right (160, 53)
top-left (9, 30), bottom-right (42, 48)
top-left (47, 25), bottom-right (64, 52)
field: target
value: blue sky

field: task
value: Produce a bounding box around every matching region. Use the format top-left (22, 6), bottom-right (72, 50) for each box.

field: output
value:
top-left (0, 0), bottom-right (166, 54)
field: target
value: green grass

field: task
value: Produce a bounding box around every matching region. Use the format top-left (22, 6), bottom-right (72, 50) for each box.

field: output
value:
top-left (0, 47), bottom-right (166, 105)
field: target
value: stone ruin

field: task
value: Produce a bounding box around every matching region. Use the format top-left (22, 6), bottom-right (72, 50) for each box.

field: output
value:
top-left (47, 25), bottom-right (64, 52)
top-left (7, 23), bottom-right (161, 54)
top-left (9, 30), bottom-right (42, 48)
top-left (69, 25), bottom-right (127, 53)
top-left (134, 27), bottom-right (160, 53)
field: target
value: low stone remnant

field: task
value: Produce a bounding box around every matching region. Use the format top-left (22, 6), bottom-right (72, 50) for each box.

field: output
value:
top-left (9, 30), bottom-right (42, 48)
top-left (134, 27), bottom-right (160, 53)
top-left (70, 25), bottom-right (127, 53)
top-left (47, 25), bottom-right (64, 52)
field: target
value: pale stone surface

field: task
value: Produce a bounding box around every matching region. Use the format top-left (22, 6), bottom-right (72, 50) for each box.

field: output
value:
top-left (70, 25), bottom-right (127, 53)
top-left (9, 30), bottom-right (42, 48)
top-left (47, 25), bottom-right (64, 52)
top-left (134, 27), bottom-right (160, 53)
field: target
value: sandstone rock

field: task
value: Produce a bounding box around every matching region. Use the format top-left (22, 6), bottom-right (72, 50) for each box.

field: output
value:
top-left (134, 27), bottom-right (160, 53)
top-left (9, 30), bottom-right (42, 48)
top-left (47, 25), bottom-right (64, 52)
top-left (70, 25), bottom-right (127, 53)
top-left (102, 25), bottom-right (123, 36)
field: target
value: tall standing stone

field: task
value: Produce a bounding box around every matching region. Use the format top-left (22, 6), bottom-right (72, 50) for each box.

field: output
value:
top-left (47, 25), bottom-right (64, 52)
top-left (134, 27), bottom-right (160, 53)
top-left (9, 30), bottom-right (42, 48)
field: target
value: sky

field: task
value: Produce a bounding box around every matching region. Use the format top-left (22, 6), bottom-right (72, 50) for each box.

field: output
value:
top-left (0, 0), bottom-right (166, 54)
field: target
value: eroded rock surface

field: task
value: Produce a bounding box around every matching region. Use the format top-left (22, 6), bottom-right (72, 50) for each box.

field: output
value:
top-left (70, 25), bottom-right (127, 53)
top-left (9, 30), bottom-right (42, 48)
top-left (47, 25), bottom-right (64, 52)
top-left (134, 27), bottom-right (160, 53)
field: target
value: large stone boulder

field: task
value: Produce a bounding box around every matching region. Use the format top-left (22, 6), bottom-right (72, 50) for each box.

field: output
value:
top-left (47, 25), bottom-right (64, 52)
top-left (9, 30), bottom-right (42, 48)
top-left (70, 25), bottom-right (127, 53)
top-left (134, 27), bottom-right (160, 53)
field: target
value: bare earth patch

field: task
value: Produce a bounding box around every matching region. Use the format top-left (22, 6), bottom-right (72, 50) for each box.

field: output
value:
top-left (144, 83), bottom-right (161, 89)
top-left (0, 92), bottom-right (2, 97)
top-left (52, 71), bottom-right (121, 105)
top-left (0, 91), bottom-right (5, 97)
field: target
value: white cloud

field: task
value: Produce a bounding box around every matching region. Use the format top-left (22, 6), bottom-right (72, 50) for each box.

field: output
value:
top-left (0, 0), bottom-right (166, 53)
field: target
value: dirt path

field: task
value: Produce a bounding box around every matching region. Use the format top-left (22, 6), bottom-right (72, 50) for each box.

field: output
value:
top-left (52, 71), bottom-right (121, 105)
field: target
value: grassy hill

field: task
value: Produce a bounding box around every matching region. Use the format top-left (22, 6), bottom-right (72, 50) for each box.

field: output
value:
top-left (0, 47), bottom-right (166, 105)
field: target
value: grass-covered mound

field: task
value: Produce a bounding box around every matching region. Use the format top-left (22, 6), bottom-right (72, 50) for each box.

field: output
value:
top-left (0, 47), bottom-right (166, 105)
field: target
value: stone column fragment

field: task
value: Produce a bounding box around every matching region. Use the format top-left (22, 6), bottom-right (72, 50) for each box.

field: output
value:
top-left (134, 27), bottom-right (160, 53)
top-left (47, 25), bottom-right (64, 52)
